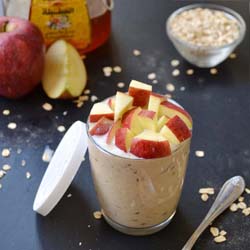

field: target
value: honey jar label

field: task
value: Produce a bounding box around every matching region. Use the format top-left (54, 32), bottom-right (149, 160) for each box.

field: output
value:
top-left (30, 0), bottom-right (91, 50)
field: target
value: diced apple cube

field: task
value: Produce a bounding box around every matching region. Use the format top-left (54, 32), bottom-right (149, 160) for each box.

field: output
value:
top-left (138, 110), bottom-right (157, 131)
top-left (106, 120), bottom-right (121, 144)
top-left (115, 127), bottom-right (134, 152)
top-left (114, 92), bottom-right (133, 121)
top-left (128, 80), bottom-right (152, 107)
top-left (157, 116), bottom-right (169, 131)
top-left (89, 117), bottom-right (113, 136)
top-left (89, 102), bottom-right (114, 122)
top-left (148, 94), bottom-right (162, 117)
top-left (159, 101), bottom-right (192, 129)
top-left (130, 130), bottom-right (171, 158)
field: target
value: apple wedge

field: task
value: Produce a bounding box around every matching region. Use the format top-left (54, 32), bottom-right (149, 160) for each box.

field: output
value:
top-left (130, 130), bottom-right (171, 158)
top-left (42, 39), bottom-right (87, 99)
top-left (128, 80), bottom-right (152, 107)
top-left (89, 102), bottom-right (114, 122)
top-left (147, 94), bottom-right (162, 117)
top-left (138, 110), bottom-right (157, 131)
top-left (106, 120), bottom-right (121, 144)
top-left (115, 128), bottom-right (134, 152)
top-left (114, 92), bottom-right (133, 121)
top-left (159, 101), bottom-right (193, 129)
top-left (122, 107), bottom-right (142, 134)
top-left (160, 115), bottom-right (191, 144)
top-left (157, 116), bottom-right (169, 131)
top-left (89, 117), bottom-right (113, 136)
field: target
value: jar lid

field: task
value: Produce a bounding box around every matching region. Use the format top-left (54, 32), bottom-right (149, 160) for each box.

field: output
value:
top-left (33, 121), bottom-right (88, 216)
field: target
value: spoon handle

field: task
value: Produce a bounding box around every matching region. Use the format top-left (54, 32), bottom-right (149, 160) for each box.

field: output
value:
top-left (182, 176), bottom-right (245, 250)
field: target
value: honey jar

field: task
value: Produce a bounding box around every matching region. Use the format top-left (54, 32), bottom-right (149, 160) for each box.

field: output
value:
top-left (3, 0), bottom-right (113, 55)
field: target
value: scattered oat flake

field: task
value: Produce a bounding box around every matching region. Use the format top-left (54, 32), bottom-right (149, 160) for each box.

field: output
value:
top-left (237, 202), bottom-right (247, 210)
top-left (26, 172), bottom-right (31, 179)
top-left (2, 109), bottom-right (10, 116)
top-left (230, 203), bottom-right (238, 212)
top-left (57, 125), bottom-right (66, 133)
top-left (91, 95), bottom-right (98, 102)
top-left (79, 242), bottom-right (82, 246)
top-left (0, 170), bottom-right (6, 179)
top-left (21, 160), bottom-right (26, 167)
top-left (77, 102), bottom-right (84, 108)
top-left (152, 79), bottom-right (158, 84)
top-left (42, 146), bottom-right (54, 162)
top-left (7, 122), bottom-right (17, 130)
top-left (1, 148), bottom-right (10, 157)
top-left (63, 111), bottom-right (68, 116)
top-left (113, 66), bottom-right (122, 73)
top-left (210, 227), bottom-right (219, 237)
top-left (117, 82), bottom-right (125, 88)
top-left (84, 89), bottom-right (90, 94)
top-left (199, 188), bottom-right (214, 195)
top-left (104, 72), bottom-right (111, 77)
top-left (133, 49), bottom-right (141, 56)
top-left (2, 164), bottom-right (11, 171)
top-left (201, 193), bottom-right (209, 202)
top-left (238, 196), bottom-right (244, 202)
top-left (93, 211), bottom-right (102, 219)
top-left (214, 235), bottom-right (226, 243)
top-left (242, 208), bottom-right (250, 216)
top-left (79, 95), bottom-right (89, 101)
top-left (245, 188), bottom-right (250, 194)
top-left (171, 59), bottom-right (180, 67)
top-left (166, 83), bottom-right (175, 92)
top-left (229, 53), bottom-right (237, 59)
top-left (172, 69), bottom-right (180, 77)
top-left (67, 193), bottom-right (72, 198)
top-left (17, 148), bottom-right (22, 154)
top-left (210, 68), bottom-right (218, 75)
top-left (195, 150), bottom-right (205, 158)
top-left (147, 73), bottom-right (156, 80)
top-left (87, 224), bottom-right (91, 228)
top-left (186, 69), bottom-right (194, 75)
top-left (0, 183), bottom-right (2, 189)
top-left (103, 66), bottom-right (112, 74)
top-left (42, 103), bottom-right (53, 111)
top-left (180, 86), bottom-right (186, 91)
top-left (220, 230), bottom-right (227, 236)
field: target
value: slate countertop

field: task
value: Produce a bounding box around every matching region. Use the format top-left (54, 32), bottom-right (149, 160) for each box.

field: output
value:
top-left (0, 1), bottom-right (250, 250)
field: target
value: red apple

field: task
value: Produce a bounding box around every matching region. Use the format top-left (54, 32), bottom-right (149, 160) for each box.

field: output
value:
top-left (115, 127), bottom-right (134, 152)
top-left (0, 17), bottom-right (45, 99)
top-left (106, 120), bottom-right (121, 144)
top-left (122, 107), bottom-right (142, 134)
top-left (159, 101), bottom-right (193, 129)
top-left (128, 80), bottom-right (152, 107)
top-left (89, 117), bottom-right (113, 136)
top-left (89, 102), bottom-right (114, 122)
top-left (130, 130), bottom-right (171, 158)
top-left (165, 115), bottom-right (191, 142)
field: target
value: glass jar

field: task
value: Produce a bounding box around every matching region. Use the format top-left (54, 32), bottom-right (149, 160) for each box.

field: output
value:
top-left (3, 0), bottom-right (113, 55)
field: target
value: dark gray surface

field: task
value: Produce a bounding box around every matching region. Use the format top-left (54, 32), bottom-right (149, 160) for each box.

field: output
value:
top-left (0, 0), bottom-right (250, 250)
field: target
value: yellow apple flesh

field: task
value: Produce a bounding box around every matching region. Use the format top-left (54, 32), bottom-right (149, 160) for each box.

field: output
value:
top-left (42, 39), bottom-right (87, 99)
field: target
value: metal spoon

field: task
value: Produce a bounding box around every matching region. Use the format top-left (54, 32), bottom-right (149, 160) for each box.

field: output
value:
top-left (182, 176), bottom-right (245, 250)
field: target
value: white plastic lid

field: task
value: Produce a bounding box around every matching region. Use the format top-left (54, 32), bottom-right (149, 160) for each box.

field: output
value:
top-left (33, 121), bottom-right (88, 216)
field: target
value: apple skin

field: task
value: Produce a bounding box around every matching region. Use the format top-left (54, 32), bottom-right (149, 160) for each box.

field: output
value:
top-left (115, 127), bottom-right (133, 152)
top-left (121, 107), bottom-right (142, 134)
top-left (89, 117), bottom-right (113, 136)
top-left (106, 120), bottom-right (121, 144)
top-left (166, 115), bottom-right (191, 142)
top-left (0, 17), bottom-right (45, 99)
top-left (130, 138), bottom-right (171, 159)
top-left (160, 101), bottom-right (193, 129)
